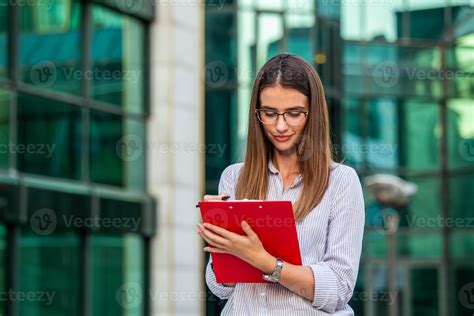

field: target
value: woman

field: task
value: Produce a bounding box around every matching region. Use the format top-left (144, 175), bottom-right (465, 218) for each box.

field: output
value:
top-left (197, 53), bottom-right (364, 315)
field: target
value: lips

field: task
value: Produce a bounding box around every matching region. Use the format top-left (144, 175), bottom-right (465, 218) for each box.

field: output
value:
top-left (273, 135), bottom-right (292, 142)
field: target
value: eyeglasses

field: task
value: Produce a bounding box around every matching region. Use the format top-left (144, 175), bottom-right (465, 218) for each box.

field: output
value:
top-left (255, 109), bottom-right (309, 126)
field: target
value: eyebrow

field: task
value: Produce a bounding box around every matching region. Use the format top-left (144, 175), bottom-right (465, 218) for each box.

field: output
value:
top-left (260, 105), bottom-right (307, 111)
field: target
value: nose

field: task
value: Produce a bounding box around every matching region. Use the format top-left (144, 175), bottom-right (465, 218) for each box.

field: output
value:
top-left (275, 114), bottom-right (288, 132)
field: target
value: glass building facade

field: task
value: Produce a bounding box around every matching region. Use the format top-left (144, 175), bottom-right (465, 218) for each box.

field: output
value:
top-left (205, 1), bottom-right (474, 315)
top-left (0, 1), bottom-right (156, 316)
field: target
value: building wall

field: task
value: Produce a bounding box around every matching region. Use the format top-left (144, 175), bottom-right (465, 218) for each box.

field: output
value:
top-left (149, 2), bottom-right (205, 316)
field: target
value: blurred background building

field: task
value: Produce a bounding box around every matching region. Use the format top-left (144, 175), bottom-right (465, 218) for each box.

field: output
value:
top-left (0, 0), bottom-right (472, 316)
top-left (205, 1), bottom-right (473, 316)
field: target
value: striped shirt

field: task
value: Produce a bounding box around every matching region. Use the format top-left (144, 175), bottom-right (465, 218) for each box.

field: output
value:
top-left (205, 160), bottom-right (365, 315)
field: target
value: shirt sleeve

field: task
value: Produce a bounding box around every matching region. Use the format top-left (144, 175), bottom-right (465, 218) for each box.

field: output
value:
top-left (204, 163), bottom-right (242, 299)
top-left (308, 166), bottom-right (365, 313)
top-left (205, 255), bottom-right (235, 299)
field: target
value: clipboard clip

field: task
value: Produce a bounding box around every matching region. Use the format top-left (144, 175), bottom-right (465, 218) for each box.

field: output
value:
top-left (195, 195), bottom-right (231, 208)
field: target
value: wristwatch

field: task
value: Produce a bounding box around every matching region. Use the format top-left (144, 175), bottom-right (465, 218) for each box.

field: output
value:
top-left (262, 258), bottom-right (284, 282)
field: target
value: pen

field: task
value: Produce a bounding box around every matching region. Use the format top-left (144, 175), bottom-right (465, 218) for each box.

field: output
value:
top-left (196, 195), bottom-right (230, 207)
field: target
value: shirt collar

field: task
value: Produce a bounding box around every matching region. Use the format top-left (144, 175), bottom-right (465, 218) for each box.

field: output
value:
top-left (268, 159), bottom-right (279, 174)
top-left (268, 159), bottom-right (304, 186)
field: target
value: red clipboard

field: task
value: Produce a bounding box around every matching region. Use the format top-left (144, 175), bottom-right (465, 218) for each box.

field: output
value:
top-left (198, 200), bottom-right (302, 283)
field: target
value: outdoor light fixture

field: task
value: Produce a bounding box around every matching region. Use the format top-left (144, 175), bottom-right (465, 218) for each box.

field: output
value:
top-left (363, 174), bottom-right (418, 207)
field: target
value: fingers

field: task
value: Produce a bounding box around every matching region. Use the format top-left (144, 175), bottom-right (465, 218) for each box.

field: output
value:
top-left (203, 246), bottom-right (229, 254)
top-left (203, 191), bottom-right (230, 201)
top-left (202, 222), bottom-right (235, 240)
top-left (241, 221), bottom-right (257, 238)
top-left (197, 224), bottom-right (228, 248)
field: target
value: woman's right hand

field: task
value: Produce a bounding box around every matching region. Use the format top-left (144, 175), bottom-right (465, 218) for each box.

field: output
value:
top-left (200, 192), bottom-right (236, 288)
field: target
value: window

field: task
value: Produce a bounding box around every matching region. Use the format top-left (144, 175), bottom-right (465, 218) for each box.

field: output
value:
top-left (19, 0), bottom-right (81, 94)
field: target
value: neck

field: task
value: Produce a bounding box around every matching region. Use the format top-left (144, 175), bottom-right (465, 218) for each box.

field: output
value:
top-left (272, 150), bottom-right (300, 176)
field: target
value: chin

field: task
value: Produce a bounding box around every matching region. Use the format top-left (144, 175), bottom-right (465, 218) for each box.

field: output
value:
top-left (273, 141), bottom-right (297, 153)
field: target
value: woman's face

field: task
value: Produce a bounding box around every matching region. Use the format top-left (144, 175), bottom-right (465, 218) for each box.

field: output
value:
top-left (258, 85), bottom-right (309, 154)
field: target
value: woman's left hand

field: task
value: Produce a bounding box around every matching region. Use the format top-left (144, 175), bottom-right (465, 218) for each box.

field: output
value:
top-left (197, 221), bottom-right (273, 272)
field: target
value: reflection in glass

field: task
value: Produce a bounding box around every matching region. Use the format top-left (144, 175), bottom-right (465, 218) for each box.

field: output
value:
top-left (17, 93), bottom-right (82, 179)
top-left (19, 0), bottom-right (81, 94)
top-left (19, 231), bottom-right (80, 316)
top-left (92, 5), bottom-right (145, 114)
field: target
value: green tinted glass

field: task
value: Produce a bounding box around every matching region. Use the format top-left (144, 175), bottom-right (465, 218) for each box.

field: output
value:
top-left (450, 231), bottom-right (474, 258)
top-left (91, 5), bottom-right (145, 114)
top-left (19, 230), bottom-right (80, 316)
top-left (123, 119), bottom-right (146, 192)
top-left (447, 99), bottom-right (474, 169)
top-left (453, 267), bottom-right (474, 315)
top-left (403, 176), bottom-right (442, 227)
top-left (17, 93), bottom-right (82, 179)
top-left (0, 225), bottom-right (5, 316)
top-left (92, 234), bottom-right (145, 316)
top-left (89, 110), bottom-right (123, 186)
top-left (400, 100), bottom-right (440, 171)
top-left (0, 0), bottom-right (7, 78)
top-left (341, 98), bottom-right (362, 168)
top-left (0, 88), bottom-right (9, 168)
top-left (19, 0), bottom-right (81, 94)
top-left (366, 98), bottom-right (399, 169)
top-left (411, 268), bottom-right (439, 316)
top-left (449, 173), bottom-right (474, 222)
top-left (398, 233), bottom-right (443, 258)
top-left (205, 11), bottom-right (237, 86)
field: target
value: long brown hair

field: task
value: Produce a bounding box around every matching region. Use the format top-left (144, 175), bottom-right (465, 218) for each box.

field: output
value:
top-left (235, 53), bottom-right (333, 221)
